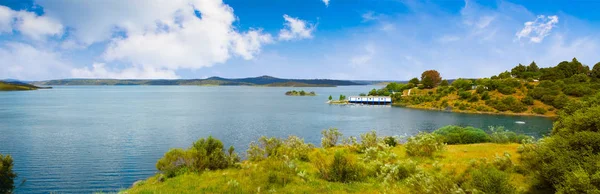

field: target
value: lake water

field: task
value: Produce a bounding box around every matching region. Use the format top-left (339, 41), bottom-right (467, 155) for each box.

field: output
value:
top-left (0, 86), bottom-right (553, 193)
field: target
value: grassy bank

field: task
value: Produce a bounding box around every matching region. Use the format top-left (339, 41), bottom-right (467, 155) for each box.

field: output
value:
top-left (126, 143), bottom-right (524, 193)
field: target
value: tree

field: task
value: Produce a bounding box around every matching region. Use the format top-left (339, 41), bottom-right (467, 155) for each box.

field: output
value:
top-left (328, 95), bottom-right (333, 100)
top-left (511, 64), bottom-right (527, 78)
top-left (440, 80), bottom-right (449, 87)
top-left (498, 71), bottom-right (511, 79)
top-left (409, 77), bottom-right (420, 85)
top-left (0, 154), bottom-right (17, 193)
top-left (527, 61), bottom-right (539, 72)
top-left (421, 70), bottom-right (442, 89)
top-left (451, 78), bottom-right (473, 91)
top-left (592, 62), bottom-right (600, 79)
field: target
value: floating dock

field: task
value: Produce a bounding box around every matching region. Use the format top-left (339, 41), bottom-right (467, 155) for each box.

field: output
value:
top-left (348, 96), bottom-right (392, 105)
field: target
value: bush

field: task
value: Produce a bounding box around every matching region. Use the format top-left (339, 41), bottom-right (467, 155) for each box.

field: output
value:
top-left (248, 136), bottom-right (313, 161)
top-left (156, 148), bottom-right (194, 177)
top-left (468, 94), bottom-right (479, 102)
top-left (383, 136), bottom-right (398, 147)
top-left (0, 154), bottom-right (17, 193)
top-left (313, 150), bottom-right (362, 183)
top-left (521, 96), bottom-right (534, 105)
top-left (475, 85), bottom-right (487, 94)
top-left (359, 131), bottom-right (379, 150)
top-left (464, 165), bottom-right (515, 194)
top-left (533, 107), bottom-right (547, 115)
top-left (405, 171), bottom-right (464, 194)
top-left (280, 136), bottom-right (314, 161)
top-left (433, 125), bottom-right (491, 144)
top-left (498, 86), bottom-right (516, 95)
top-left (321, 128), bottom-right (342, 148)
top-left (378, 160), bottom-right (418, 184)
top-left (156, 136), bottom-right (238, 177)
top-left (405, 132), bottom-right (446, 157)
top-left (480, 91), bottom-right (490, 100)
top-left (458, 90), bottom-right (472, 100)
top-left (489, 126), bottom-right (531, 144)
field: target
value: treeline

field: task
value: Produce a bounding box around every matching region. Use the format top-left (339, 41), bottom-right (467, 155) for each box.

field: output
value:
top-left (382, 58), bottom-right (600, 115)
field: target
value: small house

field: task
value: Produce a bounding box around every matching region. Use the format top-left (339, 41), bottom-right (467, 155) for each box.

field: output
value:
top-left (348, 96), bottom-right (392, 105)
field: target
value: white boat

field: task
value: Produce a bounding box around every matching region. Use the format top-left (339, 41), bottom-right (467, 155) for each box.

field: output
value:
top-left (515, 121), bottom-right (526, 124)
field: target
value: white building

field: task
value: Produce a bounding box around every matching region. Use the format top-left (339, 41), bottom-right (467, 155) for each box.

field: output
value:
top-left (348, 96), bottom-right (392, 105)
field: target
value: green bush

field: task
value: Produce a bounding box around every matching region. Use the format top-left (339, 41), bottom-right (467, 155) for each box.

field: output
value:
top-left (468, 94), bottom-right (479, 102)
top-left (280, 136), bottom-right (314, 161)
top-left (497, 86), bottom-right (516, 95)
top-left (433, 125), bottom-right (491, 144)
top-left (521, 96), bottom-right (534, 105)
top-left (377, 160), bottom-right (418, 184)
top-left (359, 130), bottom-right (379, 150)
top-left (405, 132), bottom-right (446, 157)
top-left (383, 136), bottom-right (398, 147)
top-left (321, 128), bottom-right (342, 148)
top-left (156, 136), bottom-right (238, 177)
top-left (489, 126), bottom-right (531, 144)
top-left (464, 165), bottom-right (515, 194)
top-left (156, 148), bottom-right (194, 177)
top-left (248, 136), bottom-right (313, 161)
top-left (0, 154), bottom-right (17, 193)
top-left (480, 91), bottom-right (490, 100)
top-left (458, 90), bottom-right (472, 100)
top-left (405, 171), bottom-right (464, 194)
top-left (313, 150), bottom-right (363, 183)
top-left (533, 107), bottom-right (547, 115)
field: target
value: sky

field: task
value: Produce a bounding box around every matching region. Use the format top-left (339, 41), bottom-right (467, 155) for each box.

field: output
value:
top-left (1, 0), bottom-right (600, 81)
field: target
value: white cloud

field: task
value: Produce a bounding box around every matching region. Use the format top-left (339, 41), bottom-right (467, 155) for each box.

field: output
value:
top-left (323, 0), bottom-right (330, 7)
top-left (0, 42), bottom-right (70, 80)
top-left (361, 11), bottom-right (378, 22)
top-left (438, 35), bottom-right (460, 43)
top-left (71, 63), bottom-right (178, 79)
top-left (0, 5), bottom-right (63, 40)
top-left (278, 14), bottom-right (315, 41)
top-left (350, 44), bottom-right (375, 66)
top-left (516, 15), bottom-right (559, 43)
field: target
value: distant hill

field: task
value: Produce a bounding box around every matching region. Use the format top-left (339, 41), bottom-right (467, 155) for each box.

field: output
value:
top-left (0, 81), bottom-right (51, 91)
top-left (30, 76), bottom-right (363, 87)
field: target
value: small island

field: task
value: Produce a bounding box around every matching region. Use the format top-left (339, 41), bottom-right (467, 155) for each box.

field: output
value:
top-left (0, 81), bottom-right (51, 91)
top-left (285, 90), bottom-right (316, 96)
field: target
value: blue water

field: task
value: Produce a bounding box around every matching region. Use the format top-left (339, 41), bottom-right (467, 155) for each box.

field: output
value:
top-left (0, 86), bottom-right (553, 193)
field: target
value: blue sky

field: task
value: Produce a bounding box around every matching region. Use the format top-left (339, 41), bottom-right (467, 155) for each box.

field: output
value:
top-left (1, 0), bottom-right (599, 81)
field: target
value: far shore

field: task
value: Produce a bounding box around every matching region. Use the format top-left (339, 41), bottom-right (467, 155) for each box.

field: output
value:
top-left (395, 104), bottom-right (557, 118)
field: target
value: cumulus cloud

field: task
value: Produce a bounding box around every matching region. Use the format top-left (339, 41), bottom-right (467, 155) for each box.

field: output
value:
top-left (516, 15), bottom-right (559, 43)
top-left (278, 14), bottom-right (315, 41)
top-left (0, 42), bottom-right (70, 80)
top-left (71, 63), bottom-right (178, 79)
top-left (0, 5), bottom-right (63, 40)
top-left (323, 0), bottom-right (330, 7)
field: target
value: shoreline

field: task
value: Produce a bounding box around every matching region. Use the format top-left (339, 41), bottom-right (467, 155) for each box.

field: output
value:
top-left (394, 104), bottom-right (557, 118)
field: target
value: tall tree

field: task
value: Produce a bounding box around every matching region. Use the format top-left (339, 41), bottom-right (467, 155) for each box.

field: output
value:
top-left (527, 61), bottom-right (539, 72)
top-left (592, 62), bottom-right (600, 79)
top-left (420, 70), bottom-right (442, 89)
top-left (511, 64), bottom-right (527, 78)
top-left (408, 77), bottom-right (420, 85)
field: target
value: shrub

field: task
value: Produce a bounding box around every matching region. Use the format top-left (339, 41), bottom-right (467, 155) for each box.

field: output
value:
top-left (313, 150), bottom-right (363, 183)
top-left (0, 154), bottom-right (17, 193)
top-left (475, 85), bottom-right (487, 94)
top-left (458, 90), bottom-right (472, 100)
top-left (156, 136), bottom-right (238, 177)
top-left (521, 96), bottom-right (534, 105)
top-left (464, 165), bottom-right (515, 194)
top-left (280, 136), bottom-right (314, 161)
top-left (405, 171), bottom-right (464, 194)
top-left (480, 91), bottom-right (490, 100)
top-left (378, 160), bottom-right (418, 184)
top-left (156, 148), bottom-right (194, 177)
top-left (383, 136), bottom-right (398, 147)
top-left (533, 107), bottom-right (547, 115)
top-left (489, 126), bottom-right (527, 144)
top-left (405, 132), bottom-right (446, 157)
top-left (498, 86), bottom-right (516, 95)
top-left (433, 125), bottom-right (491, 144)
top-left (552, 94), bottom-right (570, 109)
top-left (468, 94), bottom-right (479, 102)
top-left (359, 131), bottom-right (379, 150)
top-left (321, 128), bottom-right (342, 148)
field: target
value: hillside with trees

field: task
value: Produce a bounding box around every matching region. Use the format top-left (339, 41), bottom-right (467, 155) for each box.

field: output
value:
top-left (0, 81), bottom-right (50, 91)
top-left (372, 58), bottom-right (600, 117)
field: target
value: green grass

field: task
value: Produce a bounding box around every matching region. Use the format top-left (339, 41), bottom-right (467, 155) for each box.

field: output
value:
top-left (125, 143), bottom-right (528, 194)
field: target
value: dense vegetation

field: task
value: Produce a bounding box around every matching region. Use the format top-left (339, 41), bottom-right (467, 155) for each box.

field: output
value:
top-left (371, 58), bottom-right (600, 116)
top-left (285, 90), bottom-right (316, 96)
top-left (0, 81), bottom-right (46, 91)
top-left (31, 76), bottom-right (361, 87)
top-left (127, 124), bottom-right (544, 193)
top-left (0, 154), bottom-right (17, 193)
